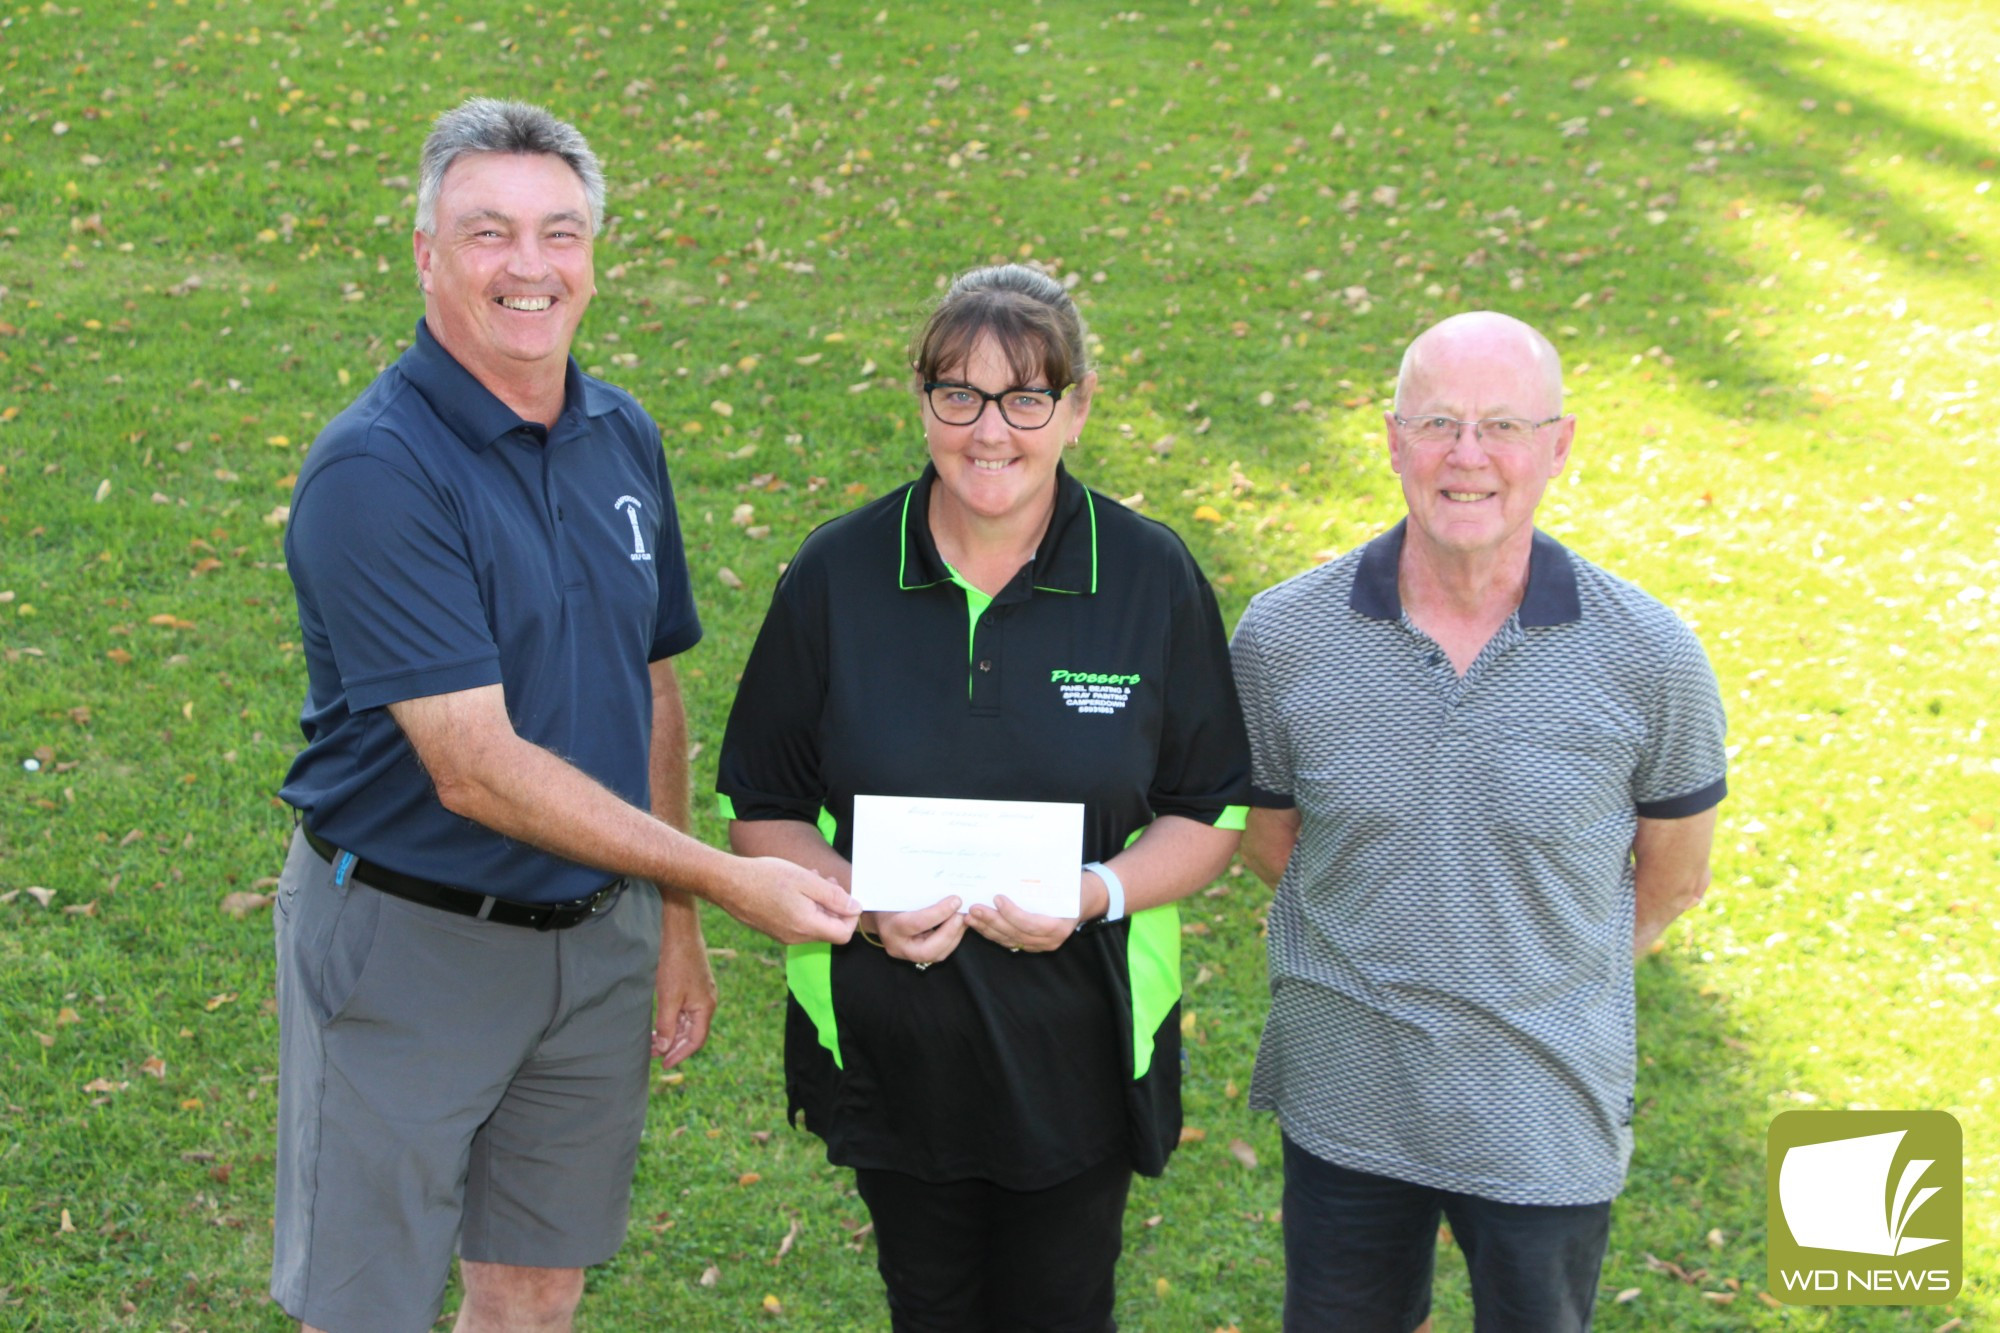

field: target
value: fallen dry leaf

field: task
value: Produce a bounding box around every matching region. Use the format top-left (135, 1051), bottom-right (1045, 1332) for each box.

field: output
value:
top-left (737, 1171), bottom-right (762, 1186)
top-left (1226, 1138), bottom-right (1260, 1170)
top-left (62, 901), bottom-right (98, 917)
top-left (203, 992), bottom-right (238, 1012)
top-left (1178, 1126), bottom-right (1207, 1144)
top-left (1641, 1252), bottom-right (1698, 1284)
top-left (60, 1209), bottom-right (76, 1233)
top-left (699, 1264), bottom-right (720, 1287)
top-left (774, 1215), bottom-right (800, 1261)
top-left (140, 1056), bottom-right (167, 1079)
top-left (761, 1293), bottom-right (783, 1314)
top-left (1614, 1287), bottom-right (1640, 1304)
top-left (717, 567), bottom-right (745, 590)
top-left (219, 891), bottom-right (274, 919)
top-left (26, 886), bottom-right (56, 908)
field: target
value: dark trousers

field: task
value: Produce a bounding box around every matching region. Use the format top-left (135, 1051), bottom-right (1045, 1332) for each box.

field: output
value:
top-left (1282, 1134), bottom-right (1612, 1333)
top-left (852, 1156), bottom-right (1133, 1333)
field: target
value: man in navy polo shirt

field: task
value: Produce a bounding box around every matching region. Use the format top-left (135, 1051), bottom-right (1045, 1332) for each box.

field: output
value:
top-left (273, 98), bottom-right (857, 1332)
top-left (1231, 311), bottom-right (1727, 1333)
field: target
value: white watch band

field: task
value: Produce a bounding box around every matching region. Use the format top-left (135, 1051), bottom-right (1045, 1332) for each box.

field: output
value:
top-left (1084, 861), bottom-right (1125, 924)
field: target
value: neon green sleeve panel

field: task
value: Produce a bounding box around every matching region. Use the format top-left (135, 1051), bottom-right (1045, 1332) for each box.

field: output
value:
top-left (1126, 902), bottom-right (1182, 1079)
top-left (1216, 804), bottom-right (1248, 831)
top-left (786, 805), bottom-right (843, 1067)
top-left (716, 793), bottom-right (836, 847)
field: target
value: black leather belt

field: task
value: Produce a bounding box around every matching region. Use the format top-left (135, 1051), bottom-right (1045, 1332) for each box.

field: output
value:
top-left (301, 827), bottom-right (623, 930)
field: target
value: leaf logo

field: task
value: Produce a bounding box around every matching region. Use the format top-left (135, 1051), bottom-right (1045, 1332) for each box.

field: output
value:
top-left (1765, 1110), bottom-right (1961, 1306)
top-left (1777, 1130), bottom-right (1944, 1256)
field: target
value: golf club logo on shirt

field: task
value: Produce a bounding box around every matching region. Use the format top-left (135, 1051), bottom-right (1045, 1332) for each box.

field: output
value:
top-left (613, 495), bottom-right (653, 562)
top-left (1765, 1110), bottom-right (1961, 1305)
top-left (1049, 668), bottom-right (1140, 716)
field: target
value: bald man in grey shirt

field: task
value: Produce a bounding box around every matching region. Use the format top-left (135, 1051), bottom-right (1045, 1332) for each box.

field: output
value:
top-left (1231, 311), bottom-right (1727, 1333)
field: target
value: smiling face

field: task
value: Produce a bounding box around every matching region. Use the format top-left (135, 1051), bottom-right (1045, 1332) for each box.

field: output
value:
top-left (413, 151), bottom-right (594, 405)
top-left (1387, 314), bottom-right (1573, 570)
top-left (923, 332), bottom-right (1094, 540)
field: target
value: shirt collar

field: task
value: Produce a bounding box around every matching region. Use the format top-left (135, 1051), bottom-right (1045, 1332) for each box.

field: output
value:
top-left (397, 318), bottom-right (613, 451)
top-left (898, 461), bottom-right (1098, 599)
top-left (1349, 519), bottom-right (1581, 626)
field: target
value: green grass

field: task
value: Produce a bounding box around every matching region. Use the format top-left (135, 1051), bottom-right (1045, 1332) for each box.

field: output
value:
top-left (2, 0), bottom-right (1994, 1328)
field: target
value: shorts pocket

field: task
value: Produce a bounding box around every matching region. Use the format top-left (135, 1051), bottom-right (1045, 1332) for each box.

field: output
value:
top-left (304, 880), bottom-right (386, 1026)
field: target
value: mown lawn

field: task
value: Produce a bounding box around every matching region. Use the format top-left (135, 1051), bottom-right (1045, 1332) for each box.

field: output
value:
top-left (1, 0), bottom-right (1993, 1328)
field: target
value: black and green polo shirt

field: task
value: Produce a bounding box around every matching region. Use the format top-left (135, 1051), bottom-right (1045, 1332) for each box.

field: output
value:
top-left (717, 462), bottom-right (1250, 1188)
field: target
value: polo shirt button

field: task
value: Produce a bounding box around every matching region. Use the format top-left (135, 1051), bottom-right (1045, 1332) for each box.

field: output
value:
top-left (978, 659), bottom-right (993, 672)
top-left (1427, 652), bottom-right (1443, 666)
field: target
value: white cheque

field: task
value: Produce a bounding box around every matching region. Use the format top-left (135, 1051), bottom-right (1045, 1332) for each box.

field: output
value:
top-left (850, 795), bottom-right (1084, 916)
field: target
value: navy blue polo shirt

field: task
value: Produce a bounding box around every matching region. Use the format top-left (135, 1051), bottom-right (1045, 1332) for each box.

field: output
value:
top-left (279, 319), bottom-right (701, 904)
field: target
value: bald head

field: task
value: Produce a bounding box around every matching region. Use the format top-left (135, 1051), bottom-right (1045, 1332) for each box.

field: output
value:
top-left (1394, 311), bottom-right (1563, 418)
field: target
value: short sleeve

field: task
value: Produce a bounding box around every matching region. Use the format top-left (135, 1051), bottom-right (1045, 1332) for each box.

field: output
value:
top-left (715, 560), bottom-right (830, 825)
top-left (1228, 599), bottom-right (1296, 808)
top-left (646, 429), bottom-right (703, 661)
top-left (287, 453), bottom-right (502, 711)
top-left (1147, 559), bottom-right (1253, 825)
top-left (1633, 624), bottom-right (1728, 819)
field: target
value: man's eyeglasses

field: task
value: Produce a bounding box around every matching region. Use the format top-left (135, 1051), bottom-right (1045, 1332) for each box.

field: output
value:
top-left (924, 381), bottom-right (1065, 431)
top-left (1392, 414), bottom-right (1565, 447)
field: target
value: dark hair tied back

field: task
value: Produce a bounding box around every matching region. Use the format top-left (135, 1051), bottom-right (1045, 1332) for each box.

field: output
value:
top-left (909, 264), bottom-right (1091, 393)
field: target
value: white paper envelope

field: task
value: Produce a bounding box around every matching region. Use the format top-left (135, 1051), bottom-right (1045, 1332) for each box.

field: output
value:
top-left (850, 794), bottom-right (1084, 916)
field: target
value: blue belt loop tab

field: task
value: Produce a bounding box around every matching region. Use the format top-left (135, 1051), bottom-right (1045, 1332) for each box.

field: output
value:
top-left (333, 851), bottom-right (356, 886)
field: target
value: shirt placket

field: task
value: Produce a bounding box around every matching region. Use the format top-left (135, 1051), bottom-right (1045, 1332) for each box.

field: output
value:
top-left (1403, 614), bottom-right (1523, 714)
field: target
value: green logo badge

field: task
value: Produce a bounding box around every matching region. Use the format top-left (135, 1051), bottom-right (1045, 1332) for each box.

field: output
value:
top-left (1766, 1110), bottom-right (1961, 1305)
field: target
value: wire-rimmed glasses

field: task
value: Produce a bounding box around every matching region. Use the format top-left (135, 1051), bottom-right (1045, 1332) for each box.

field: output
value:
top-left (1392, 414), bottom-right (1566, 447)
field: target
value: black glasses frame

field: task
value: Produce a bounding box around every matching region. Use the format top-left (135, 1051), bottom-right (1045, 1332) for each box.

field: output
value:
top-left (922, 380), bottom-right (1067, 430)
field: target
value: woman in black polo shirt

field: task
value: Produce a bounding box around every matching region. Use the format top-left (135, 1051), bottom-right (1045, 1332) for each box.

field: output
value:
top-left (717, 263), bottom-right (1250, 1332)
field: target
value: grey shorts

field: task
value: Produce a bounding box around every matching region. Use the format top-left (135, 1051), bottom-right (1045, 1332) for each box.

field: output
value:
top-left (269, 827), bottom-right (663, 1331)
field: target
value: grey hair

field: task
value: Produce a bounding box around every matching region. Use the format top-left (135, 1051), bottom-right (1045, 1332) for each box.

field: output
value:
top-left (414, 98), bottom-right (606, 235)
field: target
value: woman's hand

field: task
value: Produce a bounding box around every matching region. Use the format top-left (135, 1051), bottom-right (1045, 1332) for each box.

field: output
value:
top-left (870, 896), bottom-right (969, 967)
top-left (966, 895), bottom-right (1082, 953)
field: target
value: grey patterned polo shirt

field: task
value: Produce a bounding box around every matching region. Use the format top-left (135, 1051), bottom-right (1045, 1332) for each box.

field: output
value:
top-left (1230, 521), bottom-right (1727, 1206)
